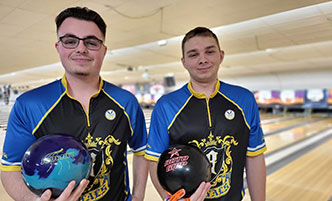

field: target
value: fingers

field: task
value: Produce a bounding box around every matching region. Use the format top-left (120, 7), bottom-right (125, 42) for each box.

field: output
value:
top-left (168, 182), bottom-right (211, 201)
top-left (69, 179), bottom-right (90, 199)
top-left (200, 182), bottom-right (211, 199)
top-left (189, 182), bottom-right (211, 201)
top-left (37, 179), bottom-right (89, 201)
top-left (55, 180), bottom-right (77, 200)
top-left (39, 189), bottom-right (53, 201)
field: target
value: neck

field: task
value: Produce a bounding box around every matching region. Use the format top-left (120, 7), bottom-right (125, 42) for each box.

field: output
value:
top-left (65, 74), bottom-right (100, 96)
top-left (65, 74), bottom-right (100, 112)
top-left (190, 79), bottom-right (218, 97)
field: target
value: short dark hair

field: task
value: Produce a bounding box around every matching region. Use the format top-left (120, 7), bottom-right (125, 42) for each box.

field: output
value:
top-left (55, 7), bottom-right (106, 37)
top-left (181, 27), bottom-right (220, 57)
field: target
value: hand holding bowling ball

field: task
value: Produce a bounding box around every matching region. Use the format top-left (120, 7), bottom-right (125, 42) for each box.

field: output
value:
top-left (157, 144), bottom-right (211, 198)
top-left (21, 134), bottom-right (91, 198)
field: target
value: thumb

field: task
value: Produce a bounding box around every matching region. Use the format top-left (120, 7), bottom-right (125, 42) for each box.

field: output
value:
top-left (39, 189), bottom-right (52, 201)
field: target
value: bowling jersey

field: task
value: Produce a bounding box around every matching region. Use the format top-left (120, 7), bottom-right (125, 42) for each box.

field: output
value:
top-left (145, 81), bottom-right (266, 201)
top-left (1, 76), bottom-right (147, 201)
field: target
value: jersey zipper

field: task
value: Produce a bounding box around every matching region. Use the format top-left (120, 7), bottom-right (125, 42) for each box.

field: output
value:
top-left (206, 98), bottom-right (213, 134)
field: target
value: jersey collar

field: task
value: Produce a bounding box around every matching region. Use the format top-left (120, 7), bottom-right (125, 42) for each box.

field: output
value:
top-left (61, 75), bottom-right (104, 98)
top-left (188, 80), bottom-right (220, 99)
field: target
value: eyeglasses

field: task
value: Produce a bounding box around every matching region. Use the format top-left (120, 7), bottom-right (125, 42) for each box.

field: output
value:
top-left (59, 35), bottom-right (104, 51)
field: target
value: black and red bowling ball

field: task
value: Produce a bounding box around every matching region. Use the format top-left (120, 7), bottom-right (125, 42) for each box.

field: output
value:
top-left (157, 144), bottom-right (211, 197)
top-left (21, 134), bottom-right (91, 198)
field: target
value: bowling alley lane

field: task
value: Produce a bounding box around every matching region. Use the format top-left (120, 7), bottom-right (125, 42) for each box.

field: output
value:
top-left (259, 113), bottom-right (287, 121)
top-left (259, 111), bottom-right (308, 123)
top-left (264, 117), bottom-right (332, 154)
top-left (265, 138), bottom-right (332, 201)
top-left (261, 114), bottom-right (324, 134)
top-left (242, 139), bottom-right (332, 201)
top-left (1, 106), bottom-right (331, 201)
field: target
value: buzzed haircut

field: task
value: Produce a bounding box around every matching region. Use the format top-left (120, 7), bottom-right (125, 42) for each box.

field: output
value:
top-left (181, 27), bottom-right (220, 57)
top-left (55, 7), bottom-right (106, 37)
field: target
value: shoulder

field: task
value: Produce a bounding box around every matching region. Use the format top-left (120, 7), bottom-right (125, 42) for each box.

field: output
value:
top-left (220, 81), bottom-right (252, 96)
top-left (16, 80), bottom-right (64, 104)
top-left (151, 84), bottom-right (191, 118)
top-left (102, 80), bottom-right (139, 105)
top-left (219, 81), bottom-right (254, 101)
top-left (219, 81), bottom-right (261, 128)
top-left (156, 84), bottom-right (190, 105)
top-left (219, 81), bottom-right (257, 112)
top-left (10, 80), bottom-right (64, 123)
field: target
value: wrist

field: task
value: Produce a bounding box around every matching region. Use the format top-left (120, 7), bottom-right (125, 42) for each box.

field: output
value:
top-left (131, 195), bottom-right (144, 201)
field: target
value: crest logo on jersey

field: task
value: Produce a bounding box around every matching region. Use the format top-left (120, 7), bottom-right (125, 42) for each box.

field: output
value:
top-left (189, 134), bottom-right (239, 199)
top-left (83, 133), bottom-right (121, 200)
top-left (105, 109), bottom-right (116, 120)
top-left (224, 109), bottom-right (235, 120)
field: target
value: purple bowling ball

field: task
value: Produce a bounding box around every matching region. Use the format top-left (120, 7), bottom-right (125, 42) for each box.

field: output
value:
top-left (21, 134), bottom-right (91, 198)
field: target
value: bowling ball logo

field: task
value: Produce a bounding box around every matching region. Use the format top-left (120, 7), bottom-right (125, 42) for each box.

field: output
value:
top-left (21, 134), bottom-right (91, 198)
top-left (157, 145), bottom-right (211, 197)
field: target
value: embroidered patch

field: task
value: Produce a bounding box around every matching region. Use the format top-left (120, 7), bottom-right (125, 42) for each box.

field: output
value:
top-left (224, 109), bottom-right (235, 120)
top-left (105, 109), bottom-right (116, 120)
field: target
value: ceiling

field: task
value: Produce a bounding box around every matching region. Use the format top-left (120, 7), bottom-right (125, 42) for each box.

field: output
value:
top-left (0, 0), bottom-right (332, 89)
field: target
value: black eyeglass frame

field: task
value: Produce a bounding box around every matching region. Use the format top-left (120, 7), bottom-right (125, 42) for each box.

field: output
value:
top-left (58, 34), bottom-right (104, 50)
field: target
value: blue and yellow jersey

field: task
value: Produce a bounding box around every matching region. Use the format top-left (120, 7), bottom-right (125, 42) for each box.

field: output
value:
top-left (1, 76), bottom-right (147, 201)
top-left (145, 80), bottom-right (266, 200)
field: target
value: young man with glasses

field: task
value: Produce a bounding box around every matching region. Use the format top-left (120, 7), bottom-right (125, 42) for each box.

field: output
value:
top-left (0, 7), bottom-right (148, 201)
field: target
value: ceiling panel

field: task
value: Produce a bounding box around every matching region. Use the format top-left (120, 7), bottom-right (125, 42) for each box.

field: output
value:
top-left (0, 0), bottom-right (331, 88)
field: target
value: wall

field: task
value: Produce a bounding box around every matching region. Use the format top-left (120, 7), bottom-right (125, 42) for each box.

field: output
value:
top-left (222, 70), bottom-right (332, 91)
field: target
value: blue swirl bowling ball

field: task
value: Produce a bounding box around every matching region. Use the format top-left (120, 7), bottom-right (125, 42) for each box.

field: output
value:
top-left (157, 144), bottom-right (211, 198)
top-left (21, 134), bottom-right (91, 198)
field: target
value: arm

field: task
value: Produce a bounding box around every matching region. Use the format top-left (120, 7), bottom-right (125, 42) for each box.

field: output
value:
top-left (149, 160), bottom-right (169, 200)
top-left (131, 155), bottom-right (149, 201)
top-left (1, 171), bottom-right (39, 201)
top-left (245, 153), bottom-right (266, 201)
top-left (1, 171), bottom-right (89, 201)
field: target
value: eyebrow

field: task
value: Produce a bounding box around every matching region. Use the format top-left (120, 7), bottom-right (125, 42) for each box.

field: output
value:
top-left (60, 34), bottom-right (101, 40)
top-left (186, 49), bottom-right (198, 55)
top-left (205, 45), bottom-right (218, 50)
top-left (185, 45), bottom-right (218, 55)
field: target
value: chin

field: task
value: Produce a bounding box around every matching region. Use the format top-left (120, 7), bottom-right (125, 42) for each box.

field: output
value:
top-left (74, 72), bottom-right (90, 76)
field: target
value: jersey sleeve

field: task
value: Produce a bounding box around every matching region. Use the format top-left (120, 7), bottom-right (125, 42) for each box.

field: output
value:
top-left (1, 99), bottom-right (37, 171)
top-left (145, 100), bottom-right (170, 162)
top-left (246, 94), bottom-right (267, 156)
top-left (127, 100), bottom-right (147, 156)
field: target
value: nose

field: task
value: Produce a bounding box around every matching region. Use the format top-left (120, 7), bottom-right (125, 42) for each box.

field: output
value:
top-left (198, 54), bottom-right (208, 65)
top-left (75, 40), bottom-right (88, 53)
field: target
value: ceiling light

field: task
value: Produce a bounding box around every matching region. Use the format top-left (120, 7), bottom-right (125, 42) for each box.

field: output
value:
top-left (158, 40), bottom-right (167, 46)
top-left (142, 72), bottom-right (149, 79)
top-left (265, 48), bottom-right (275, 53)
